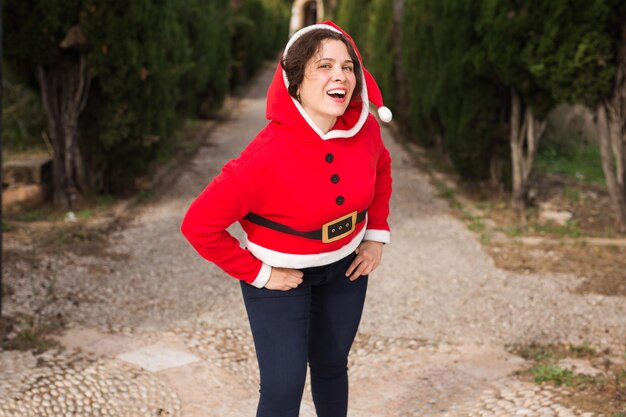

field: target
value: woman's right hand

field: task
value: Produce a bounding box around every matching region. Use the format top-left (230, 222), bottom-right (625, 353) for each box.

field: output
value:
top-left (264, 267), bottom-right (304, 291)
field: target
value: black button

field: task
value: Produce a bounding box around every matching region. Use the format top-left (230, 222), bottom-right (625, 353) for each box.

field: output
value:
top-left (331, 174), bottom-right (340, 183)
top-left (336, 196), bottom-right (345, 205)
top-left (325, 153), bottom-right (334, 163)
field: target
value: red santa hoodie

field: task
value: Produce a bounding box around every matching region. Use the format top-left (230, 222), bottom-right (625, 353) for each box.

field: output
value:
top-left (181, 21), bottom-right (392, 288)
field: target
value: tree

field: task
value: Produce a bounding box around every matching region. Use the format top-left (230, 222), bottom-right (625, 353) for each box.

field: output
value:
top-left (230, 0), bottom-right (290, 88)
top-left (477, 0), bottom-right (557, 211)
top-left (334, 0), bottom-right (371, 49)
top-left (365, 0), bottom-right (396, 110)
top-left (78, 0), bottom-right (191, 193)
top-left (402, 0), bottom-right (508, 182)
top-left (3, 0), bottom-right (236, 200)
top-left (175, 0), bottom-right (231, 118)
top-left (4, 1), bottom-right (91, 207)
top-left (596, 17), bottom-right (626, 228)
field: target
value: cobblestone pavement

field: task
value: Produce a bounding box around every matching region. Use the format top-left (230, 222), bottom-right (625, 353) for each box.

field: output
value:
top-left (2, 63), bottom-right (625, 416)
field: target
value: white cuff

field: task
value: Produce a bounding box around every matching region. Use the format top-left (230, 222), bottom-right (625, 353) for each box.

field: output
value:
top-left (250, 262), bottom-right (272, 288)
top-left (363, 229), bottom-right (390, 244)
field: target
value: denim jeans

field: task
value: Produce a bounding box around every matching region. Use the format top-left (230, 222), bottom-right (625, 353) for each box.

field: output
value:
top-left (240, 252), bottom-right (368, 417)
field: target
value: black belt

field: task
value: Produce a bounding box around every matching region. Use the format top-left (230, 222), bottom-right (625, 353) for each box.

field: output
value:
top-left (243, 210), bottom-right (367, 243)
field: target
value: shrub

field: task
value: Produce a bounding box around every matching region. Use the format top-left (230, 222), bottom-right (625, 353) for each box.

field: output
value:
top-left (365, 0), bottom-right (395, 110)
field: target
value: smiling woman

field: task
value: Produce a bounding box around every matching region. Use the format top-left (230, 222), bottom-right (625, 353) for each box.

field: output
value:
top-left (181, 21), bottom-right (392, 417)
top-left (295, 40), bottom-right (357, 132)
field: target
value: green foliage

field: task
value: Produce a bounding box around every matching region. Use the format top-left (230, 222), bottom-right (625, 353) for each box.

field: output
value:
top-left (401, 0), bottom-right (508, 179)
top-left (534, 107), bottom-right (604, 184)
top-left (402, 0), bottom-right (441, 145)
top-left (433, 180), bottom-right (456, 201)
top-left (2, 67), bottom-right (47, 155)
top-left (175, 0), bottom-right (231, 118)
top-left (477, 0), bottom-right (614, 113)
top-left (78, 0), bottom-right (188, 190)
top-left (569, 342), bottom-right (596, 357)
top-left (230, 0), bottom-right (290, 87)
top-left (529, 362), bottom-right (577, 385)
top-left (536, 144), bottom-right (604, 185)
top-left (334, 0), bottom-right (371, 49)
top-left (4, 0), bottom-right (288, 195)
top-left (3, 0), bottom-right (87, 86)
top-left (399, 0), bottom-right (617, 185)
top-left (531, 219), bottom-right (582, 238)
top-left (476, 0), bottom-right (551, 116)
top-left (365, 0), bottom-right (395, 110)
top-left (522, 1), bottom-right (614, 108)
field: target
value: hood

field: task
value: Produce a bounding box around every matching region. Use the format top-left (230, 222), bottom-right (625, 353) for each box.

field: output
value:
top-left (266, 21), bottom-right (392, 141)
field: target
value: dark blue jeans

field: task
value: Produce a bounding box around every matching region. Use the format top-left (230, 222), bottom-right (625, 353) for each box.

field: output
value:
top-left (240, 253), bottom-right (368, 417)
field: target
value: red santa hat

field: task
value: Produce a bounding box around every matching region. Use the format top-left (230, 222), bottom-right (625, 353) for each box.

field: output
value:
top-left (285, 20), bottom-right (393, 123)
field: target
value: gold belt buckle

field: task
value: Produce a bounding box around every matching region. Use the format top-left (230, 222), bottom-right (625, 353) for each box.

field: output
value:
top-left (322, 211), bottom-right (358, 243)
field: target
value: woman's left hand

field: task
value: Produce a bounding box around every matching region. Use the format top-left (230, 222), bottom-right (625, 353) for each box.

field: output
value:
top-left (346, 241), bottom-right (384, 280)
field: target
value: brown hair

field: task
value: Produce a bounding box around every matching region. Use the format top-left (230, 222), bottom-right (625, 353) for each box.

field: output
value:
top-left (281, 29), bottom-right (362, 101)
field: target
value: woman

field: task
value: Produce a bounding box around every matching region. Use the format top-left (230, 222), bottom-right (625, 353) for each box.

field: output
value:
top-left (181, 21), bottom-right (392, 417)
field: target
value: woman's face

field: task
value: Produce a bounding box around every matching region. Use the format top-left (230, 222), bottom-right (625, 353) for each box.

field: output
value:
top-left (297, 39), bottom-right (357, 133)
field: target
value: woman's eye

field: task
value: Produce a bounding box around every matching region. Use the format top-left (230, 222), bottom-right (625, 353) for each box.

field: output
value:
top-left (320, 64), bottom-right (331, 69)
top-left (343, 66), bottom-right (353, 71)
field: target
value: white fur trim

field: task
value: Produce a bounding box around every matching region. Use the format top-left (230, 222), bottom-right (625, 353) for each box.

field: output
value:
top-left (244, 227), bottom-right (366, 269)
top-left (378, 106), bottom-right (392, 123)
top-left (250, 262), bottom-right (272, 288)
top-left (363, 229), bottom-right (390, 244)
top-left (283, 23), bottom-right (369, 141)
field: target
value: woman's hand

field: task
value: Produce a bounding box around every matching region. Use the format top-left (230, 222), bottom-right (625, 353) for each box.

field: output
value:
top-left (346, 241), bottom-right (384, 280)
top-left (264, 267), bottom-right (304, 291)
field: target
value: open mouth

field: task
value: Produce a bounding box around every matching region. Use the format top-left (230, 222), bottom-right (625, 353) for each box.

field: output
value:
top-left (326, 89), bottom-right (347, 100)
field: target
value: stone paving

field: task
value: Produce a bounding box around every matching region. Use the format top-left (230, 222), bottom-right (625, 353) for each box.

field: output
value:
top-left (2, 63), bottom-right (625, 416)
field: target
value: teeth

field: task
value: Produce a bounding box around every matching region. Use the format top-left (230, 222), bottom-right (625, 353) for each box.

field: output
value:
top-left (327, 89), bottom-right (346, 95)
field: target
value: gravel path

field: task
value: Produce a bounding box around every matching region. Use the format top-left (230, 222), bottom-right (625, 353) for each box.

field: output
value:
top-left (2, 63), bottom-right (625, 417)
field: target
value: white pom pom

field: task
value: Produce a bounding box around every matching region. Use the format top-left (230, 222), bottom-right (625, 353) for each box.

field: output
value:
top-left (378, 106), bottom-right (392, 123)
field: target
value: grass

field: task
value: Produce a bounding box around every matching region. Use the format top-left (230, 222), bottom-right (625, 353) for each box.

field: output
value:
top-left (434, 180), bottom-right (456, 200)
top-left (510, 342), bottom-right (626, 415)
top-left (530, 219), bottom-right (582, 238)
top-left (570, 342), bottom-right (596, 357)
top-left (7, 194), bottom-right (116, 223)
top-left (467, 219), bottom-right (486, 233)
top-left (562, 186), bottom-right (582, 203)
top-left (502, 224), bottom-right (524, 237)
top-left (528, 362), bottom-right (576, 385)
top-left (2, 221), bottom-right (13, 232)
top-left (1, 313), bottom-right (63, 354)
top-left (536, 143), bottom-right (605, 185)
top-left (497, 218), bottom-right (582, 239)
top-left (527, 362), bottom-right (602, 388)
top-left (11, 206), bottom-right (63, 222)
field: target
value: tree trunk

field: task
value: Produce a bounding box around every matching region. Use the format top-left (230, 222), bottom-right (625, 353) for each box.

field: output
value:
top-left (510, 89), bottom-right (546, 211)
top-left (594, 23), bottom-right (626, 229)
top-left (36, 54), bottom-right (91, 209)
top-left (596, 102), bottom-right (626, 227)
top-left (489, 141), bottom-right (504, 192)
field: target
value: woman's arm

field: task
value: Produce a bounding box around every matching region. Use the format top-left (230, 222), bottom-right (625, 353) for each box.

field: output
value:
top-left (347, 133), bottom-right (392, 278)
top-left (181, 170), bottom-right (271, 287)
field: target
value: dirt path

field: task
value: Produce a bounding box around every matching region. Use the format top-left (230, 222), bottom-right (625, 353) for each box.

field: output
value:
top-left (2, 63), bottom-right (625, 417)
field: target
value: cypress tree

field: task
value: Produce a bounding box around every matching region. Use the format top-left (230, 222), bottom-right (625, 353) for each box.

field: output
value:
top-left (335, 0), bottom-right (371, 49)
top-left (402, 0), bottom-right (508, 181)
top-left (365, 0), bottom-right (395, 110)
top-left (79, 0), bottom-right (189, 193)
top-left (4, 0), bottom-right (92, 207)
top-left (476, 0), bottom-right (614, 210)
